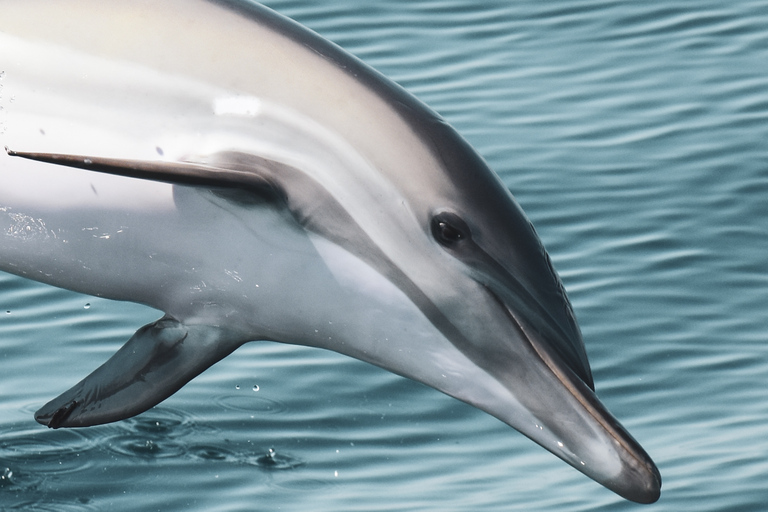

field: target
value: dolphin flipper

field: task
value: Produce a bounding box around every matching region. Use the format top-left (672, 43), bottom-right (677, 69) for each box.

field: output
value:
top-left (35, 317), bottom-right (244, 428)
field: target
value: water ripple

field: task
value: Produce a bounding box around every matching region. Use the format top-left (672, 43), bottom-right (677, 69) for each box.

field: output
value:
top-left (1, 500), bottom-right (97, 512)
top-left (214, 393), bottom-right (289, 415)
top-left (102, 408), bottom-right (197, 460)
top-left (0, 427), bottom-right (97, 476)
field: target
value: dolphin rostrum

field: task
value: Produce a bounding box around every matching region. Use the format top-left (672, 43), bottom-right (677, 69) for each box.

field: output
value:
top-left (0, 0), bottom-right (660, 503)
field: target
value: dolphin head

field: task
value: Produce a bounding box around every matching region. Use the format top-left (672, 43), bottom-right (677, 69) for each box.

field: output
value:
top-left (275, 113), bottom-right (663, 502)
top-left (385, 122), bottom-right (662, 502)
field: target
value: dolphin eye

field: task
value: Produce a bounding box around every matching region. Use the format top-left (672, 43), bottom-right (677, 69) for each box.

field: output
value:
top-left (431, 211), bottom-right (471, 247)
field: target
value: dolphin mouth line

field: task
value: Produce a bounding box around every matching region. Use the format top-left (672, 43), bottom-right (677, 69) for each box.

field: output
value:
top-left (485, 286), bottom-right (661, 492)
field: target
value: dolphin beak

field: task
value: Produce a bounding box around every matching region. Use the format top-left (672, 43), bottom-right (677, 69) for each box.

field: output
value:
top-left (472, 281), bottom-right (661, 503)
top-left (513, 309), bottom-right (660, 503)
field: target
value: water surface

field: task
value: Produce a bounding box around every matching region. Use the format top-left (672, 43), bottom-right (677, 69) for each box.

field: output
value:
top-left (2, 0), bottom-right (768, 510)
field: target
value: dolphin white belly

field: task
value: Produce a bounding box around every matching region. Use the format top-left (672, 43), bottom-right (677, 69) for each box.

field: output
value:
top-left (0, 0), bottom-right (660, 503)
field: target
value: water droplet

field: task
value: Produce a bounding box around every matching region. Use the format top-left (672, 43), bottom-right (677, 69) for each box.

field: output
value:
top-left (252, 446), bottom-right (304, 469)
top-left (257, 447), bottom-right (277, 466)
top-left (156, 146), bottom-right (164, 156)
top-left (83, 158), bottom-right (92, 165)
top-left (5, 311), bottom-right (10, 315)
top-left (235, 385), bottom-right (240, 390)
top-left (83, 303), bottom-right (91, 309)
top-left (253, 385), bottom-right (259, 392)
top-left (0, 71), bottom-right (5, 80)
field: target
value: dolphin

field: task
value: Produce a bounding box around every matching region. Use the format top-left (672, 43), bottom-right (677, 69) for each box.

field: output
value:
top-left (0, 0), bottom-right (660, 503)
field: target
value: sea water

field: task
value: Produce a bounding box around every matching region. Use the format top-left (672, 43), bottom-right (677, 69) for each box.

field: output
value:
top-left (1, 1), bottom-right (768, 510)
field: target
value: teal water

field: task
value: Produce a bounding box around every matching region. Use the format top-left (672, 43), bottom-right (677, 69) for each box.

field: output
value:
top-left (2, 0), bottom-right (768, 510)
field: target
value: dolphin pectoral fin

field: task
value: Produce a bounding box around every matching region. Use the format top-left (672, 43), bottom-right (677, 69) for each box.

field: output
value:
top-left (35, 317), bottom-right (244, 429)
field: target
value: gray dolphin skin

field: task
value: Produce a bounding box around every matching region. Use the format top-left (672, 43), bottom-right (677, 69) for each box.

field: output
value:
top-left (0, 0), bottom-right (660, 504)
